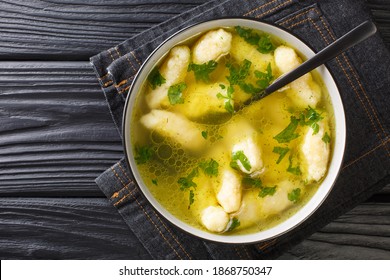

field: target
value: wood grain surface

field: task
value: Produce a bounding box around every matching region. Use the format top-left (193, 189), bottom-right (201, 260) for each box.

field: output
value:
top-left (0, 0), bottom-right (389, 259)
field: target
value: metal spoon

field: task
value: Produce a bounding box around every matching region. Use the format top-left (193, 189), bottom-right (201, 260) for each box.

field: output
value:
top-left (249, 20), bottom-right (377, 103)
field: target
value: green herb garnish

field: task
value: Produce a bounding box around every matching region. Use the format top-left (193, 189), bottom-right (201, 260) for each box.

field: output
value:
top-left (187, 60), bottom-right (218, 82)
top-left (230, 150), bottom-right (252, 172)
top-left (258, 186), bottom-right (277, 198)
top-left (199, 158), bottom-right (219, 177)
top-left (147, 67), bottom-right (166, 89)
top-left (178, 168), bottom-right (199, 208)
top-left (300, 106), bottom-right (323, 135)
top-left (274, 116), bottom-right (300, 143)
top-left (272, 146), bottom-right (290, 164)
top-left (178, 168), bottom-right (199, 190)
top-left (254, 63), bottom-right (273, 90)
top-left (286, 156), bottom-right (301, 175)
top-left (288, 188), bottom-right (301, 203)
top-left (235, 26), bottom-right (275, 54)
top-left (201, 131), bottom-right (208, 139)
top-left (167, 82), bottom-right (186, 105)
top-left (151, 179), bottom-right (158, 185)
top-left (257, 35), bottom-right (275, 53)
top-left (242, 177), bottom-right (262, 188)
top-left (134, 145), bottom-right (154, 164)
top-left (226, 59), bottom-right (252, 86)
top-left (188, 190), bottom-right (195, 209)
top-left (227, 217), bottom-right (240, 232)
top-left (217, 85), bottom-right (234, 113)
top-left (322, 132), bottom-right (331, 143)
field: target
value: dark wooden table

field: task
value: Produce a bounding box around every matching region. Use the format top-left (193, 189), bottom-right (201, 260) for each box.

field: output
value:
top-left (0, 0), bottom-right (389, 259)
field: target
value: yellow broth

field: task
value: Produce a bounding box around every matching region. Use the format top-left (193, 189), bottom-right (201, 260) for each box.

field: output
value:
top-left (131, 27), bottom-right (334, 235)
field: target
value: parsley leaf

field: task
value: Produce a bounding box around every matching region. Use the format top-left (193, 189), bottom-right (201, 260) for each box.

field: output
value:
top-left (242, 177), bottom-right (262, 188)
top-left (230, 150), bottom-right (252, 172)
top-left (257, 35), bottom-right (275, 54)
top-left (201, 131), bottom-right (208, 139)
top-left (178, 168), bottom-right (199, 191)
top-left (134, 145), bottom-right (154, 164)
top-left (199, 158), bottom-right (219, 177)
top-left (217, 85), bottom-right (234, 113)
top-left (151, 179), bottom-right (158, 186)
top-left (288, 188), bottom-right (301, 203)
top-left (300, 106), bottom-right (323, 135)
top-left (258, 186), bottom-right (277, 198)
top-left (235, 26), bottom-right (275, 54)
top-left (322, 132), bottom-right (331, 143)
top-left (226, 217), bottom-right (240, 232)
top-left (287, 156), bottom-right (301, 175)
top-left (274, 116), bottom-right (300, 143)
top-left (226, 59), bottom-right (252, 86)
top-left (168, 82), bottom-right (186, 105)
top-left (272, 146), bottom-right (290, 164)
top-left (187, 60), bottom-right (218, 83)
top-left (254, 63), bottom-right (273, 90)
top-left (188, 190), bottom-right (195, 209)
top-left (147, 67), bottom-right (166, 89)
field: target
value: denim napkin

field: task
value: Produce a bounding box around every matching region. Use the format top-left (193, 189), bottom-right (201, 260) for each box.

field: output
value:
top-left (90, 0), bottom-right (390, 259)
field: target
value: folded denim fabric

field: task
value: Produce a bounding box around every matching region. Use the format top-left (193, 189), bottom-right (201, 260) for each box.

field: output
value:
top-left (90, 0), bottom-right (390, 259)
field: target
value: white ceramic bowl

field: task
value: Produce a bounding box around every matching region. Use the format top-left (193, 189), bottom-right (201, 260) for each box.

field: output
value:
top-left (123, 18), bottom-right (346, 244)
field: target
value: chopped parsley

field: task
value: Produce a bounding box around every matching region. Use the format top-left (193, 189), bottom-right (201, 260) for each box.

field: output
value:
top-left (254, 63), bottom-right (273, 90)
top-left (242, 177), bottom-right (276, 198)
top-left (188, 190), bottom-right (195, 209)
top-left (216, 85), bottom-right (234, 113)
top-left (151, 179), bottom-right (158, 185)
top-left (300, 106), bottom-right (323, 135)
top-left (187, 60), bottom-right (218, 83)
top-left (198, 158), bottom-right (219, 177)
top-left (147, 67), bottom-right (166, 89)
top-left (226, 217), bottom-right (240, 232)
top-left (322, 132), bottom-right (331, 143)
top-left (288, 188), bottom-right (301, 203)
top-left (274, 116), bottom-right (300, 143)
top-left (134, 145), bottom-right (154, 164)
top-left (201, 130), bottom-right (208, 139)
top-left (178, 168), bottom-right (199, 209)
top-left (230, 150), bottom-right (252, 172)
top-left (286, 156), bottom-right (301, 176)
top-left (258, 186), bottom-right (277, 198)
top-left (272, 146), bottom-right (290, 164)
top-left (226, 59), bottom-right (252, 86)
top-left (235, 26), bottom-right (275, 54)
top-left (167, 82), bottom-right (186, 105)
top-left (178, 168), bottom-right (199, 191)
top-left (242, 177), bottom-right (262, 188)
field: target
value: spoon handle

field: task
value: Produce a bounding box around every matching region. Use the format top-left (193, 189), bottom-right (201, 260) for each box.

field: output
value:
top-left (264, 21), bottom-right (377, 95)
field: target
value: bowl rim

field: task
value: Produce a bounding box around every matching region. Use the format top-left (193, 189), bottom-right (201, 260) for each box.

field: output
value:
top-left (122, 17), bottom-right (346, 244)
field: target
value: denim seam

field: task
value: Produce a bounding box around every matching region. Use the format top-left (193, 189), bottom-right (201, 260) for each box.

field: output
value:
top-left (342, 138), bottom-right (390, 170)
top-left (243, 0), bottom-right (289, 17)
top-left (279, 7), bottom-right (390, 164)
top-left (111, 165), bottom-right (185, 259)
top-left (312, 17), bottom-right (390, 157)
top-left (111, 0), bottom-right (294, 97)
top-left (117, 162), bottom-right (193, 260)
top-left (253, 0), bottom-right (293, 19)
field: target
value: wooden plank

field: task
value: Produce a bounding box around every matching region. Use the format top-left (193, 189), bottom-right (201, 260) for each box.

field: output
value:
top-left (0, 197), bottom-right (150, 259)
top-left (0, 0), bottom-right (387, 61)
top-left (0, 0), bottom-right (208, 60)
top-left (280, 202), bottom-right (390, 259)
top-left (1, 197), bottom-right (388, 259)
top-left (0, 62), bottom-right (122, 196)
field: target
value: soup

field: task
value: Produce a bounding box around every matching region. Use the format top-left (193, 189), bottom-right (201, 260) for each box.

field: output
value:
top-left (131, 26), bottom-right (333, 235)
